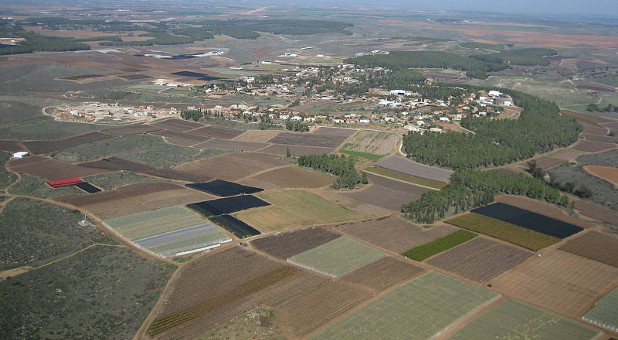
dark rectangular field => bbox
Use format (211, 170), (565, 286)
(559, 231), (618, 267)
(312, 127), (356, 137)
(150, 119), (205, 132)
(584, 133), (618, 144)
(24, 132), (113, 154)
(472, 203), (583, 238)
(209, 214), (260, 238)
(259, 144), (334, 157)
(186, 126), (244, 140)
(102, 125), (163, 136)
(251, 227), (341, 259)
(572, 140), (616, 153)
(186, 180), (263, 197)
(187, 195), (270, 216)
(0, 140), (26, 153)
(80, 156), (213, 182)
(268, 132), (347, 148)
(75, 182), (102, 193)
(193, 139), (269, 152)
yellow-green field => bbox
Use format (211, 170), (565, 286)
(234, 190), (366, 232)
(363, 167), (447, 189)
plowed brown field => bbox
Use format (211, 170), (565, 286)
(24, 131), (113, 154)
(559, 231), (618, 267)
(150, 119), (205, 132)
(241, 166), (333, 190)
(573, 140), (616, 153)
(194, 139), (269, 151)
(80, 156), (213, 182)
(9, 155), (110, 180)
(175, 153), (287, 181)
(341, 256), (424, 291)
(251, 227), (341, 259)
(233, 130), (281, 143)
(584, 165), (618, 186)
(574, 200), (618, 226)
(259, 144), (334, 157)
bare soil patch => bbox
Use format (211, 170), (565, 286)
(103, 125), (162, 136)
(312, 127), (356, 137)
(491, 250), (618, 317)
(187, 125), (244, 140)
(241, 166), (333, 190)
(80, 156), (213, 182)
(341, 174), (429, 211)
(525, 156), (564, 170)
(24, 132), (113, 155)
(175, 153), (287, 181)
(573, 140), (616, 153)
(9, 155), (109, 180)
(584, 165), (618, 186)
(56, 182), (213, 219)
(583, 133), (618, 144)
(559, 231), (618, 267)
(0, 140), (27, 153)
(426, 237), (533, 283)
(336, 215), (457, 253)
(150, 119), (205, 132)
(574, 199), (618, 226)
(194, 139), (270, 152)
(233, 130), (281, 143)
(250, 227), (341, 259)
(259, 144), (334, 157)
(269, 132), (348, 148)
(341, 256), (424, 291)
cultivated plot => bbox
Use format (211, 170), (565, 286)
(9, 155), (109, 180)
(175, 152), (287, 181)
(233, 129), (280, 143)
(491, 250), (618, 317)
(186, 125), (244, 139)
(259, 144), (335, 157)
(340, 130), (399, 155)
(572, 140), (616, 153)
(451, 299), (601, 340)
(342, 174), (429, 211)
(104, 205), (231, 257)
(188, 195), (270, 217)
(559, 231), (618, 267)
(584, 165), (618, 186)
(287, 236), (387, 277)
(24, 131), (113, 154)
(574, 199), (618, 226)
(241, 165), (334, 190)
(193, 138), (269, 151)
(583, 287), (618, 332)
(186, 179), (263, 197)
(269, 131), (348, 148)
(209, 214), (261, 238)
(403, 230), (477, 261)
(426, 237), (533, 283)
(312, 271), (499, 340)
(337, 215), (457, 253)
(312, 127), (356, 137)
(80, 156), (213, 182)
(341, 256), (425, 291)
(150, 118), (205, 132)
(374, 155), (453, 182)
(363, 166), (447, 189)
(251, 227), (341, 259)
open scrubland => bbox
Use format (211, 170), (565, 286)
(8, 173), (85, 198)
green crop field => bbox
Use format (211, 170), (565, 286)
(583, 287), (618, 332)
(84, 171), (163, 190)
(339, 149), (384, 161)
(446, 213), (560, 251)
(53, 134), (226, 168)
(235, 190), (366, 232)
(363, 167), (447, 189)
(287, 236), (387, 277)
(104, 206), (231, 257)
(312, 271), (498, 340)
(403, 230), (476, 261)
(452, 299), (601, 340)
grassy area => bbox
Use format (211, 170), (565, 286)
(446, 213), (560, 251)
(53, 134), (226, 168)
(0, 246), (175, 339)
(84, 171), (162, 190)
(339, 150), (384, 161)
(313, 271), (498, 340)
(363, 167), (447, 189)
(234, 190), (366, 232)
(403, 230), (476, 261)
(8, 174), (85, 198)
(453, 299), (601, 340)
(0, 197), (109, 271)
(0, 119), (106, 140)
(287, 236), (387, 277)
(0, 153), (17, 190)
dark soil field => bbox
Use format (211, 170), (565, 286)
(574, 200), (618, 226)
(175, 153), (288, 181)
(583, 133), (618, 144)
(102, 124), (162, 136)
(186, 180), (263, 197)
(572, 140), (616, 153)
(336, 216), (457, 253)
(548, 148), (589, 161)
(150, 119), (205, 132)
(188, 195), (270, 217)
(187, 125), (244, 140)
(525, 156), (565, 170)
(80, 156), (213, 182)
(584, 165), (618, 186)
(259, 144), (334, 157)
(374, 155), (453, 182)
(241, 166), (334, 190)
(0, 140), (27, 153)
(269, 132), (348, 148)
(56, 182), (213, 219)
(559, 231), (618, 267)
(312, 127), (356, 137)
(150, 129), (205, 146)
(9, 155), (110, 180)
(194, 139), (270, 151)
(250, 227), (341, 259)
(472, 203), (583, 238)
(426, 237), (533, 283)
(24, 131), (113, 155)
(341, 256), (425, 291)
(342, 173), (429, 211)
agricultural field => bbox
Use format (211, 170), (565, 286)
(259, 144), (335, 157)
(0, 246), (174, 340)
(104, 206), (231, 257)
(175, 152), (288, 181)
(339, 130), (399, 155)
(235, 190), (365, 232)
(0, 119), (107, 141)
(559, 231), (618, 267)
(241, 165), (334, 190)
(209, 214), (261, 238)
(0, 140), (27, 153)
(312, 127), (356, 138)
(23, 131), (113, 155)
(312, 271), (499, 340)
(8, 155), (110, 180)
(287, 236), (387, 277)
(194, 139), (270, 152)
(447, 213), (561, 251)
(147, 246), (326, 340)
(79, 156), (213, 182)
(150, 129), (206, 147)
(402, 230), (477, 261)
(337, 215), (457, 253)
(150, 119), (206, 132)
(494, 195), (593, 230)
(188, 195), (270, 217)
(0, 197), (107, 271)
(426, 237), (533, 283)
(341, 257), (425, 291)
(338, 149), (384, 161)
(53, 134), (225, 168)
(342, 173), (429, 211)
(572, 140), (616, 153)
(186, 180), (263, 197)
(268, 131), (348, 148)
(197, 308), (285, 340)
(584, 165), (618, 186)
(233, 130), (281, 143)
(363, 166), (448, 189)
(491, 250), (618, 317)
(250, 227), (341, 259)
(186, 125), (245, 140)
(549, 163), (618, 210)
(574, 199), (618, 226)
(8, 174), (85, 198)
(84, 171), (162, 190)
(102, 124), (162, 137)
(56, 182), (213, 219)
(374, 155), (453, 183)
(451, 299), (601, 340)
(583, 288), (618, 332)
(547, 148), (589, 161)
(523, 156), (565, 170)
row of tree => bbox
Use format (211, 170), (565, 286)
(526, 160), (593, 199)
(297, 154), (367, 189)
(285, 121), (310, 132)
